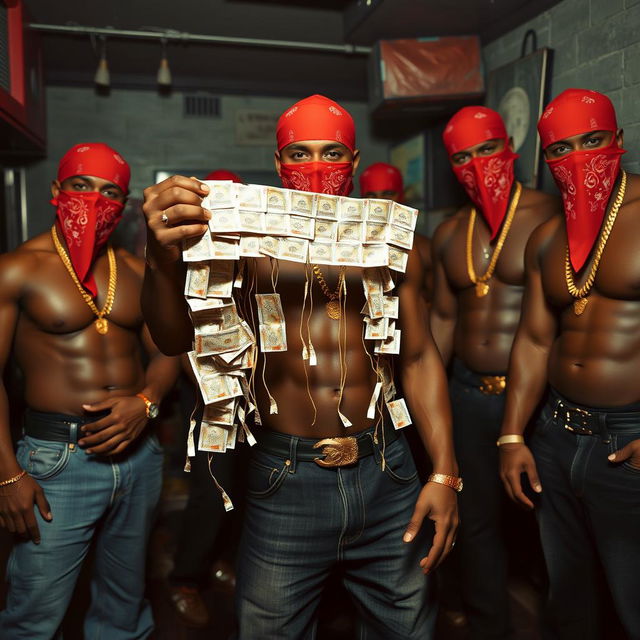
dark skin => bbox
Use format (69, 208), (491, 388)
(0, 175), (180, 542)
(362, 187), (433, 307)
(430, 138), (560, 372)
(141, 140), (458, 573)
(499, 130), (640, 508)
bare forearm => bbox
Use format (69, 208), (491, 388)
(142, 354), (181, 403)
(404, 346), (457, 475)
(0, 386), (21, 477)
(429, 312), (455, 366)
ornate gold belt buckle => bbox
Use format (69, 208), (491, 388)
(479, 375), (507, 396)
(313, 437), (358, 468)
(563, 406), (593, 435)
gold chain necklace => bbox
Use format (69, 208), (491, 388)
(565, 169), (627, 316)
(51, 226), (117, 334)
(312, 264), (345, 319)
(466, 181), (522, 297)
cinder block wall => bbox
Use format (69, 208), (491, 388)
(483, 0), (640, 191)
(26, 88), (388, 239)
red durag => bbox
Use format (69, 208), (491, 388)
(204, 169), (242, 183)
(52, 143), (130, 297)
(538, 89), (625, 272)
(443, 106), (518, 238)
(359, 162), (404, 201)
(276, 94), (355, 196)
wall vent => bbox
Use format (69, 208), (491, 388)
(183, 94), (220, 118)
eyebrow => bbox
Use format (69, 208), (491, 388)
(550, 131), (609, 146)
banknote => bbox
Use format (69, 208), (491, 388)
(184, 261), (210, 298)
(207, 260), (235, 298)
(337, 221), (364, 243)
(314, 219), (338, 241)
(203, 180), (236, 209)
(364, 316), (389, 340)
(366, 199), (391, 223)
(386, 398), (412, 430)
(183, 231), (215, 262)
(388, 247), (409, 273)
(199, 372), (244, 404)
(290, 190), (316, 217)
(387, 225), (414, 250)
(383, 296), (399, 319)
(362, 268), (385, 319)
(315, 194), (339, 220)
(288, 214), (314, 239)
(195, 322), (252, 356)
(202, 399), (236, 427)
(198, 423), (228, 453)
(333, 241), (363, 267)
(259, 324), (288, 352)
(255, 292), (286, 326)
(238, 210), (266, 234)
(187, 297), (226, 313)
(308, 240), (333, 265)
(362, 243), (389, 267)
(211, 238), (240, 261)
(259, 235), (280, 259)
(365, 222), (388, 244)
(266, 186), (291, 213)
(237, 184), (267, 212)
(390, 202), (419, 231)
(225, 423), (238, 450)
(209, 209), (241, 234)
(374, 329), (401, 355)
(339, 196), (365, 222)
(380, 266), (395, 293)
(386, 319), (396, 339)
(239, 235), (263, 257)
(265, 213), (289, 236)
(278, 237), (309, 263)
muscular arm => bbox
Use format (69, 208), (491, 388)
(501, 225), (558, 436)
(429, 219), (458, 365)
(139, 323), (182, 403)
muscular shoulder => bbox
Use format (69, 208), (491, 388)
(620, 172), (640, 213)
(518, 187), (561, 224)
(525, 215), (562, 263)
(432, 210), (466, 256)
(116, 248), (145, 279)
(0, 233), (53, 299)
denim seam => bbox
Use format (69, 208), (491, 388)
(108, 462), (119, 508)
(336, 469), (349, 562)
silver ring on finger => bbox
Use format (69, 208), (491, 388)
(161, 212), (169, 225)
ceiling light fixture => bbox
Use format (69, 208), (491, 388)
(157, 38), (172, 87)
(94, 35), (110, 88)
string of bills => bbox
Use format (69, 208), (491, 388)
(182, 181), (416, 501)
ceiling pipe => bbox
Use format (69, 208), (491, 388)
(28, 23), (371, 55)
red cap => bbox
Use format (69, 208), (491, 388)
(276, 94), (355, 152)
(57, 143), (130, 193)
(538, 88), (618, 149)
(204, 169), (243, 183)
(359, 163), (404, 199)
(443, 106), (508, 156)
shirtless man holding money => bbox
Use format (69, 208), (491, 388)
(141, 94), (459, 639)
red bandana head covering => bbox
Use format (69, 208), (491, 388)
(359, 162), (404, 201)
(443, 106), (518, 239)
(51, 143), (130, 297)
(277, 95), (355, 196)
(538, 89), (625, 272)
(204, 169), (242, 183)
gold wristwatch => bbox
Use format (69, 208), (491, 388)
(136, 393), (159, 419)
(428, 473), (463, 493)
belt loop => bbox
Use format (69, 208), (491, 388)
(598, 413), (611, 444)
(287, 437), (298, 474)
(68, 422), (79, 444)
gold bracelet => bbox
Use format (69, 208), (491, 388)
(0, 470), (27, 487)
(427, 473), (463, 493)
(496, 434), (525, 447)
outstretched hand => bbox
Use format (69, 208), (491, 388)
(403, 482), (458, 574)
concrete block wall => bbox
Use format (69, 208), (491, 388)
(25, 88), (388, 239)
(483, 0), (640, 191)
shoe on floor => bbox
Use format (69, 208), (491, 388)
(169, 585), (210, 628)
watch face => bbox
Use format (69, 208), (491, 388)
(148, 404), (160, 419)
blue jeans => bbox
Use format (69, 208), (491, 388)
(531, 392), (640, 640)
(235, 428), (436, 640)
(0, 425), (163, 639)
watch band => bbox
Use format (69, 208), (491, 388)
(496, 434), (525, 447)
(136, 393), (154, 418)
(428, 472), (463, 493)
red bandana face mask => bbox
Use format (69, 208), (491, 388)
(546, 142), (624, 272)
(279, 161), (354, 196)
(52, 190), (124, 297)
(452, 147), (517, 239)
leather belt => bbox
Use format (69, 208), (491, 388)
(23, 409), (110, 443)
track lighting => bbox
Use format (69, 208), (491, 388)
(157, 38), (172, 87)
(94, 36), (110, 88)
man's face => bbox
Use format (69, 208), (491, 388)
(275, 140), (360, 176)
(362, 188), (401, 202)
(51, 175), (127, 203)
(543, 129), (623, 160)
(449, 137), (511, 167)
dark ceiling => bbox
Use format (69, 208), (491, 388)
(24, 0), (562, 101)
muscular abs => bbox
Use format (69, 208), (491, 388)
(12, 237), (147, 415)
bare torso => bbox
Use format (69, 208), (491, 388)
(8, 231), (147, 415)
(436, 187), (559, 373)
(537, 173), (640, 406)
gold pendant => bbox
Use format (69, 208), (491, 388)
(573, 298), (588, 316)
(95, 318), (109, 334)
(326, 300), (341, 320)
(475, 282), (490, 297)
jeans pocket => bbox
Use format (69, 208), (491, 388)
(143, 433), (164, 455)
(247, 457), (289, 498)
(380, 438), (418, 485)
(18, 437), (71, 480)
